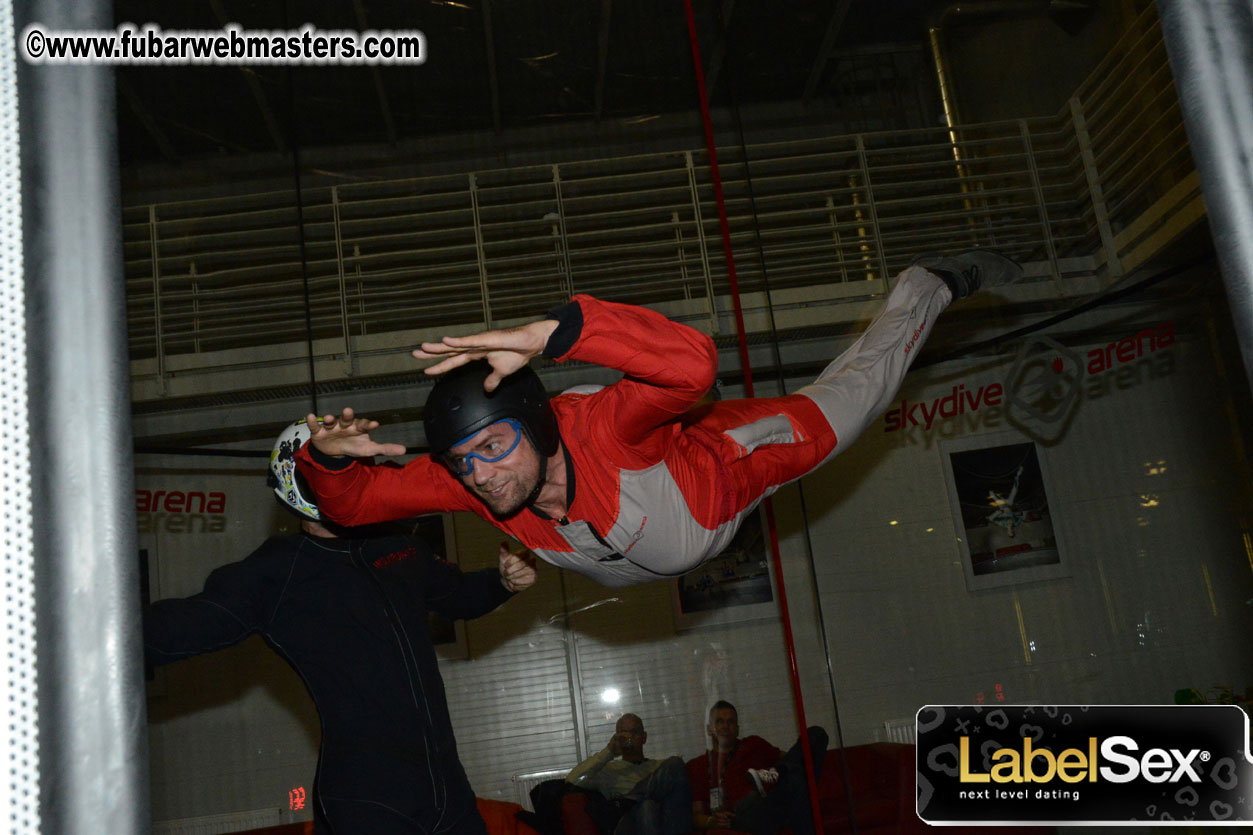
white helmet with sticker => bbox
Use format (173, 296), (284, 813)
(266, 420), (320, 521)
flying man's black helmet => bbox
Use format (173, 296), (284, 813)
(423, 360), (559, 458)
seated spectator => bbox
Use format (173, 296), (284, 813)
(563, 712), (691, 835)
(686, 700), (828, 835)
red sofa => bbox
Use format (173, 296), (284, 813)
(479, 798), (545, 834)
(706, 742), (927, 835)
(230, 752), (1046, 835)
(815, 742), (925, 834)
(556, 743), (923, 835)
(700, 743), (1048, 834)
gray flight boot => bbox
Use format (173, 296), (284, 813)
(910, 249), (1024, 300)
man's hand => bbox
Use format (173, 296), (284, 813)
(606, 730), (622, 758)
(706, 811), (734, 829)
(412, 319), (560, 392)
(498, 543), (537, 593)
(305, 408), (407, 459)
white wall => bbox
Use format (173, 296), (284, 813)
(796, 303), (1253, 744)
(139, 466), (319, 823)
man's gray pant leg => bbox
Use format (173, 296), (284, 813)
(797, 266), (952, 462)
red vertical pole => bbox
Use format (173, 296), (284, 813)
(682, 0), (755, 399)
(683, 2), (825, 831)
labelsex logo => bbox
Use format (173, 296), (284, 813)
(960, 736), (1206, 785)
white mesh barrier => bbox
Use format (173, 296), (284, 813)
(0, 0), (38, 832)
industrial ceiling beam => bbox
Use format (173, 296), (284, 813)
(838, 41), (924, 57)
(209, 0), (288, 153)
(803, 0), (854, 103)
(116, 73), (180, 162)
(482, 0), (502, 134)
(354, 0), (398, 144)
(594, 0), (612, 118)
(704, 0), (735, 100)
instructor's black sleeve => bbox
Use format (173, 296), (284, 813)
(143, 540), (288, 667)
(423, 556), (514, 622)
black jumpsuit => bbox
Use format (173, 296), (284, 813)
(144, 532), (514, 834)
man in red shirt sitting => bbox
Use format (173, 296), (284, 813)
(686, 701), (828, 834)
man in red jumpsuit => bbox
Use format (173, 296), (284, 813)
(296, 251), (1022, 586)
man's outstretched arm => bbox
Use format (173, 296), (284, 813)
(295, 408), (477, 526)
(416, 295), (718, 447)
(143, 547), (278, 666)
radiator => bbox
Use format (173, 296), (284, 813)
(882, 717), (917, 744)
(153, 807), (285, 835)
(512, 768), (571, 812)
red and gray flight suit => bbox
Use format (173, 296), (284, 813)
(297, 268), (950, 587)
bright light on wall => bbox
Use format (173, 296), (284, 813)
(601, 688), (620, 704)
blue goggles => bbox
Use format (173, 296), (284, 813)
(440, 418), (524, 476)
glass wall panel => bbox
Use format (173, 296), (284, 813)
(121, 1), (1251, 832)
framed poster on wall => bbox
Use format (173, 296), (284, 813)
(671, 508), (778, 630)
(940, 431), (1070, 592)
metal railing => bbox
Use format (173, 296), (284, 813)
(123, 5), (1192, 391)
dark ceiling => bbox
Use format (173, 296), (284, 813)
(112, 0), (937, 167)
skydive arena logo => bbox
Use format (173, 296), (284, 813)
(916, 705), (1253, 825)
